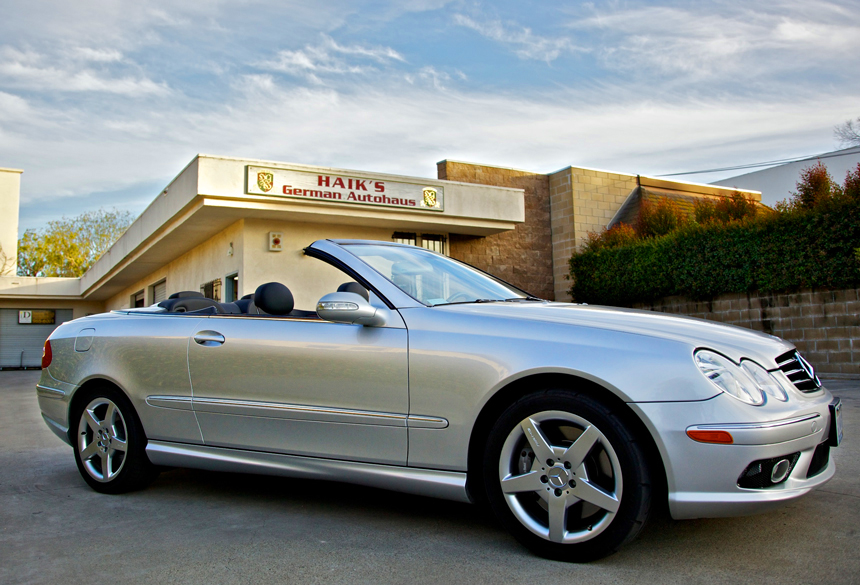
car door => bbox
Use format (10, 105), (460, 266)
(187, 312), (409, 465)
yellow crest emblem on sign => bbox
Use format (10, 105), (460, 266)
(257, 172), (274, 193)
(423, 188), (438, 208)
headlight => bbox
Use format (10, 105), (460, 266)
(694, 350), (764, 405)
(740, 360), (789, 402)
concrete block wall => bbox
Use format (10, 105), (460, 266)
(548, 167), (638, 301)
(634, 288), (860, 377)
(438, 161), (554, 300)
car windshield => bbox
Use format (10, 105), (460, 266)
(344, 244), (536, 306)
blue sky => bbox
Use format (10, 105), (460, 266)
(1, 0), (858, 230)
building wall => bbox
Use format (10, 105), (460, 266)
(104, 218), (400, 312)
(548, 167), (638, 301)
(106, 219), (246, 311)
(634, 288), (860, 376)
(713, 146), (860, 208)
(437, 161), (554, 300)
(0, 168), (22, 276)
(241, 219), (397, 311)
(0, 298), (104, 320)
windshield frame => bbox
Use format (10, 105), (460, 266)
(340, 242), (538, 307)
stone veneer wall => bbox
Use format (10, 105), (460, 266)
(438, 161), (554, 300)
(548, 167), (638, 301)
(633, 288), (860, 377)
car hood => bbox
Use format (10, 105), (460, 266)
(437, 301), (793, 368)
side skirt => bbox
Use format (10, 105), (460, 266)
(146, 441), (471, 504)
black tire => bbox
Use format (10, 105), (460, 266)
(483, 389), (651, 562)
(71, 385), (158, 494)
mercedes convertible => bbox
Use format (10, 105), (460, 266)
(36, 239), (842, 561)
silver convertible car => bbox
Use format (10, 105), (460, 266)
(37, 239), (842, 561)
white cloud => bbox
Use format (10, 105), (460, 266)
(452, 14), (580, 62)
(0, 46), (168, 95)
(256, 35), (405, 83)
(72, 47), (124, 62)
(568, 2), (860, 79)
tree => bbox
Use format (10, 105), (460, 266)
(834, 117), (860, 147)
(0, 244), (14, 276)
(17, 208), (135, 277)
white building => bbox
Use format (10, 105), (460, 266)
(713, 146), (860, 207)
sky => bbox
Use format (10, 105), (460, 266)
(1, 0), (858, 231)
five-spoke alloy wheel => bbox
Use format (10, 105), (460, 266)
(72, 387), (156, 494)
(484, 390), (652, 562)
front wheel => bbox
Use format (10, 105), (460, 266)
(72, 387), (157, 494)
(483, 390), (652, 562)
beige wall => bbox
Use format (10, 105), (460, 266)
(105, 218), (411, 312)
(0, 168), (22, 276)
(548, 167), (638, 301)
(106, 219), (246, 311)
(242, 219), (407, 311)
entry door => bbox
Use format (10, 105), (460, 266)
(187, 315), (409, 465)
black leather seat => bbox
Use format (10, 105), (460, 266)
(253, 283), (294, 315)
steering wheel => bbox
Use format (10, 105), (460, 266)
(446, 292), (473, 303)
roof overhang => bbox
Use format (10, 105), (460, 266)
(80, 155), (525, 301)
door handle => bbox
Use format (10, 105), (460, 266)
(193, 331), (225, 346)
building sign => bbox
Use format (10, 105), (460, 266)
(246, 166), (444, 212)
(18, 310), (55, 325)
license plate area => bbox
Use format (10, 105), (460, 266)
(828, 398), (843, 447)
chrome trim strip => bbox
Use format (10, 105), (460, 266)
(146, 395), (194, 411)
(690, 413), (820, 431)
(146, 441), (470, 503)
(192, 397), (408, 427)
(407, 415), (449, 429)
(36, 384), (66, 399)
(687, 414), (822, 445)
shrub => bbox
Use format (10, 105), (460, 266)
(843, 163), (860, 202)
(581, 223), (638, 253)
(636, 196), (689, 238)
(569, 168), (860, 305)
(694, 191), (759, 224)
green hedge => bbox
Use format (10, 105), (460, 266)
(568, 199), (860, 306)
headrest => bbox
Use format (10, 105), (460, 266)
(240, 293), (254, 300)
(168, 291), (205, 299)
(254, 282), (294, 315)
(337, 282), (369, 301)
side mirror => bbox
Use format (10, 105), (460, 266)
(316, 292), (389, 327)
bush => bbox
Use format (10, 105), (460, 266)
(636, 196), (689, 237)
(569, 166), (860, 305)
(694, 191), (760, 224)
(582, 223), (638, 253)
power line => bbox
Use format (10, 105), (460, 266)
(655, 148), (860, 178)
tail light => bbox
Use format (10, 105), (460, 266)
(42, 339), (52, 369)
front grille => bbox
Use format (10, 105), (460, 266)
(775, 350), (821, 392)
(738, 452), (801, 489)
(806, 443), (830, 478)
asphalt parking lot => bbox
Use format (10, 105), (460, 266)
(1, 370), (858, 585)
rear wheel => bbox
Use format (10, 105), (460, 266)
(72, 386), (157, 494)
(483, 390), (651, 562)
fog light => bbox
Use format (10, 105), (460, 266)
(771, 459), (791, 483)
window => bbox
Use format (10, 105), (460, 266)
(225, 273), (239, 303)
(392, 232), (447, 254)
(152, 280), (167, 304)
(132, 290), (145, 308)
(392, 232), (416, 246)
(200, 278), (222, 301)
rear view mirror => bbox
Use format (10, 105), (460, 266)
(316, 292), (389, 327)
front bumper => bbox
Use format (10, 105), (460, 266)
(630, 389), (838, 520)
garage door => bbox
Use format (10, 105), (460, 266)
(0, 309), (74, 368)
